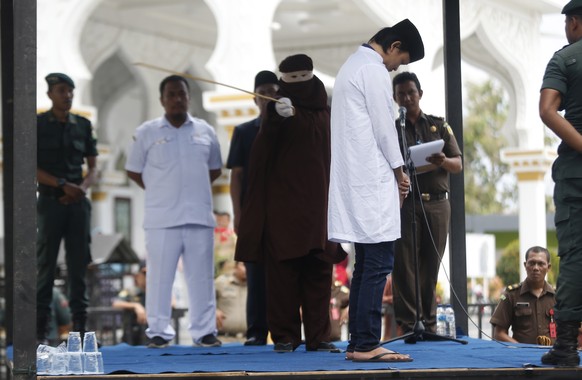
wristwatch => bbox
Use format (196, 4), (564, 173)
(56, 178), (66, 188)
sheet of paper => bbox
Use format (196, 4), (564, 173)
(408, 139), (444, 169)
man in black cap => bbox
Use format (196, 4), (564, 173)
(235, 55), (346, 353)
(328, 19), (424, 362)
(539, 0), (582, 367)
(37, 73), (98, 344)
(226, 70), (279, 346)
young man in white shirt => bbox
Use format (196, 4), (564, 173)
(328, 19), (424, 362)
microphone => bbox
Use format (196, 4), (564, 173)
(399, 106), (407, 127)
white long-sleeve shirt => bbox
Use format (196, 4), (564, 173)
(328, 46), (404, 243)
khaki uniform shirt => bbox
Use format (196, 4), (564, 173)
(490, 280), (556, 344)
(397, 112), (462, 193)
(215, 273), (247, 336)
(330, 282), (349, 341)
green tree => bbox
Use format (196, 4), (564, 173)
(463, 80), (516, 214)
(496, 239), (520, 287)
(546, 247), (559, 287)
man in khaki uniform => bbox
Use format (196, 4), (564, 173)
(490, 246), (556, 345)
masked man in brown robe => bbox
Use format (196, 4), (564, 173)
(235, 54), (345, 353)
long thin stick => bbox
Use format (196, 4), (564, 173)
(134, 62), (280, 103)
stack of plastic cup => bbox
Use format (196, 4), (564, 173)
(83, 331), (104, 374)
(49, 342), (69, 374)
(36, 344), (54, 375)
(67, 331), (84, 374)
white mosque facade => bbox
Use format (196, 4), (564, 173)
(8, 0), (568, 264)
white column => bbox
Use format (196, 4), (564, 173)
(501, 148), (557, 280)
(202, 0), (281, 216)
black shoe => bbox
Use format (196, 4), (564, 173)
(274, 342), (295, 353)
(540, 320), (581, 367)
(195, 334), (222, 347)
(541, 348), (580, 367)
(404, 335), (418, 344)
(306, 342), (341, 353)
(244, 337), (267, 346)
(147, 336), (170, 348)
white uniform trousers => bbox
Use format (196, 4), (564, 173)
(144, 224), (216, 342)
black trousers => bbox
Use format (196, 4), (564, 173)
(265, 253), (332, 350)
(36, 195), (92, 320)
(244, 261), (268, 340)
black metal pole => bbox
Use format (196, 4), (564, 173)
(1, 0), (37, 378)
(443, 0), (468, 335)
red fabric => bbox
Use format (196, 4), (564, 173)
(334, 257), (350, 287)
(214, 226), (234, 244)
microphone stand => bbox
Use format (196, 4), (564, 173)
(382, 109), (467, 346)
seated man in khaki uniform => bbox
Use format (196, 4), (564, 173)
(490, 246), (556, 345)
(215, 261), (247, 339)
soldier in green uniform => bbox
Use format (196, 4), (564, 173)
(391, 72), (462, 336)
(36, 73), (98, 344)
(539, 0), (582, 367)
(490, 246), (556, 345)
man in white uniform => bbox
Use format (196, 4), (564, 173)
(328, 19), (424, 362)
(126, 75), (223, 348)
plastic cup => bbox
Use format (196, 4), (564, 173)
(83, 331), (98, 352)
(83, 352), (104, 374)
(36, 345), (53, 375)
(50, 352), (69, 375)
(67, 331), (82, 352)
(68, 352), (84, 374)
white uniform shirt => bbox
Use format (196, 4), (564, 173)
(125, 114), (222, 229)
(328, 46), (404, 243)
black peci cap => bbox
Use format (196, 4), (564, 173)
(391, 19), (425, 63)
(254, 70), (278, 90)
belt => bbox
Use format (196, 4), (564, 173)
(420, 192), (448, 202)
(37, 186), (65, 198)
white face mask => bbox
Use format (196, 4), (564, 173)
(280, 70), (313, 83)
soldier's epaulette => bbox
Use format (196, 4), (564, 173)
(72, 112), (91, 124)
(506, 282), (522, 291)
(426, 114), (445, 123)
(425, 114), (450, 134)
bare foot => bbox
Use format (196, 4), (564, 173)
(353, 346), (412, 362)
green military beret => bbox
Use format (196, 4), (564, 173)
(45, 73), (75, 88)
(562, 0), (582, 15)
